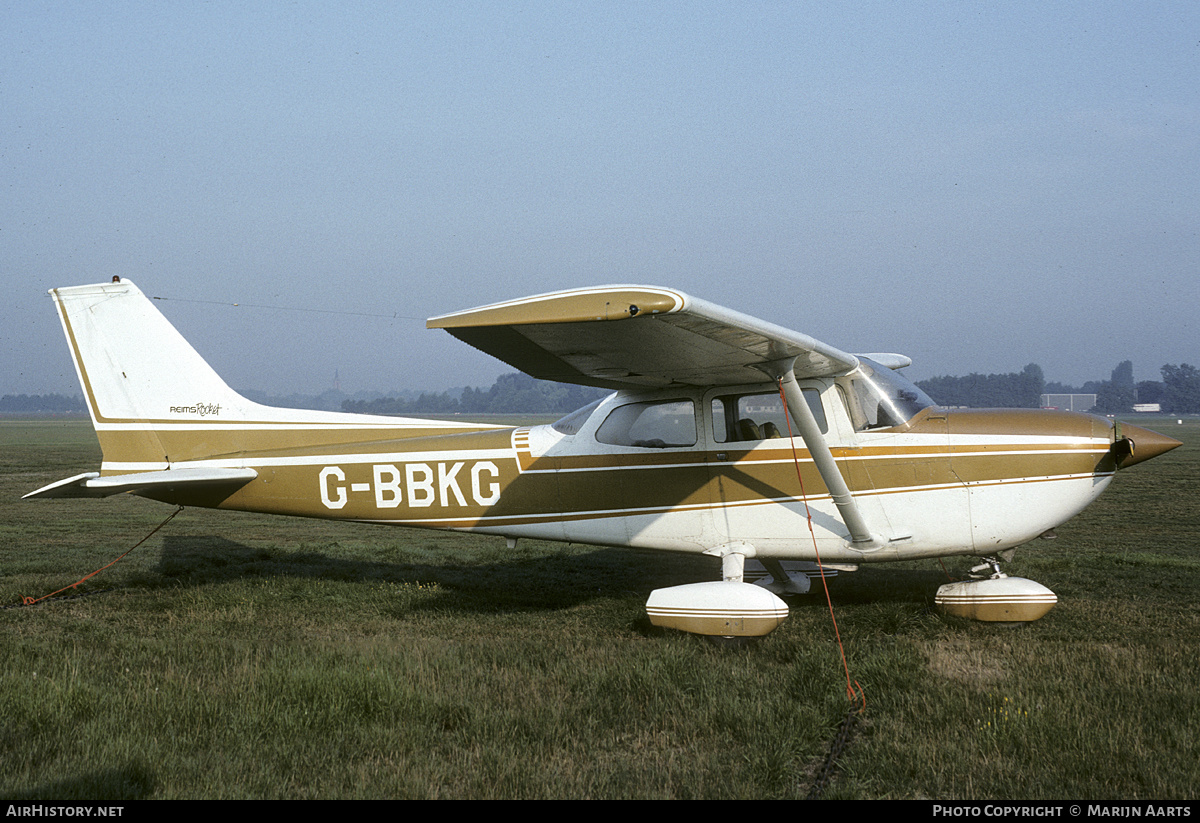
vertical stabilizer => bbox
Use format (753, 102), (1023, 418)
(51, 279), (471, 474)
(53, 280), (260, 428)
(42, 279), (498, 485)
(52, 279), (273, 472)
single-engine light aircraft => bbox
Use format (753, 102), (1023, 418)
(26, 280), (1180, 636)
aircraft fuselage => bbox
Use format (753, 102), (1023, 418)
(129, 383), (1144, 565)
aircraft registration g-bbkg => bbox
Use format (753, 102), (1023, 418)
(27, 279), (1181, 637)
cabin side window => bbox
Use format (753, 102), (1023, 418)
(595, 399), (697, 448)
(711, 388), (827, 443)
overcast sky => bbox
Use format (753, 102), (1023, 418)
(4, 2), (1197, 398)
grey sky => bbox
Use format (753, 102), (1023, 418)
(4, 2), (1197, 398)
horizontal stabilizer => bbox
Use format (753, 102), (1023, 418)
(24, 467), (257, 500)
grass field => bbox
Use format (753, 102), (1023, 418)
(2, 417), (1198, 799)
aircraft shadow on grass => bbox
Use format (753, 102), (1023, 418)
(149, 534), (949, 620)
(153, 533), (712, 615)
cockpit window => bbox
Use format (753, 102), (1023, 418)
(842, 358), (937, 431)
(596, 399), (697, 448)
(551, 398), (605, 436)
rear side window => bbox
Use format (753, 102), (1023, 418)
(596, 399), (697, 448)
(711, 389), (827, 443)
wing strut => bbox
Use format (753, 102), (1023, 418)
(772, 362), (883, 550)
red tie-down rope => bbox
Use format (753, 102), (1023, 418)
(19, 506), (184, 607)
(777, 380), (865, 712)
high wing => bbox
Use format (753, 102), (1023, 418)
(427, 285), (862, 390)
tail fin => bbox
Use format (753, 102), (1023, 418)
(53, 279), (265, 436)
(28, 279), (493, 500)
(54, 279), (279, 473)
(48, 279), (476, 477)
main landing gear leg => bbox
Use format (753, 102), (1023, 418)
(759, 558), (812, 595)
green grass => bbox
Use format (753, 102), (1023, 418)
(2, 418), (1198, 799)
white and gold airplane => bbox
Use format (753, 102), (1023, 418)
(25, 279), (1181, 636)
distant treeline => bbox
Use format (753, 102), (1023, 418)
(916, 364), (1045, 409)
(915, 361), (1200, 414)
(1052, 361), (1200, 414)
(341, 373), (609, 416)
(1129, 363), (1200, 414)
(12, 361), (1198, 417)
(0, 393), (85, 413)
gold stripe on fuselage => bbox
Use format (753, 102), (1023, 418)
(132, 423), (1113, 533)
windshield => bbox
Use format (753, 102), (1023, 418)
(841, 358), (937, 430)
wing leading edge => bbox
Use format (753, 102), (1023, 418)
(427, 285), (861, 390)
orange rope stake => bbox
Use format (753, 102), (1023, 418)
(777, 380), (864, 712)
(19, 506), (184, 607)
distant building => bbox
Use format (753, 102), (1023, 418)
(1133, 403), (1161, 413)
(1040, 393), (1097, 412)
